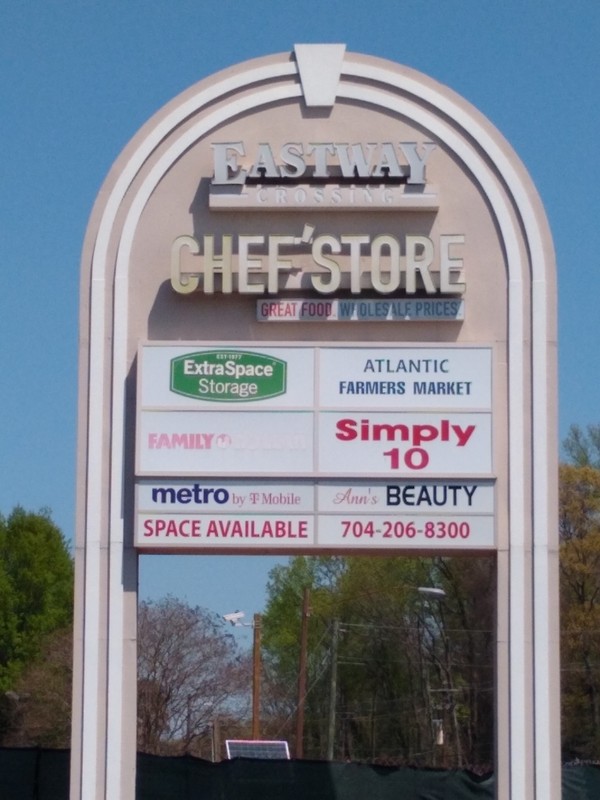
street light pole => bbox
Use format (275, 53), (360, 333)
(223, 610), (262, 741)
(296, 587), (310, 758)
(327, 619), (340, 760)
(252, 613), (261, 740)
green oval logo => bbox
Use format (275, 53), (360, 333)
(170, 350), (287, 402)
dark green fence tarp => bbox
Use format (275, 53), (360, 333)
(0, 747), (70, 800)
(135, 756), (495, 800)
(562, 764), (600, 799)
(0, 748), (598, 799)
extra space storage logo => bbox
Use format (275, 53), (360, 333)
(170, 350), (287, 402)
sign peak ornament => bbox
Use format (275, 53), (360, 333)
(294, 43), (346, 107)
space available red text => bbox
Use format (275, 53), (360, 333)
(142, 517), (309, 538)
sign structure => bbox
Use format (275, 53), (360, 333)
(135, 343), (494, 552)
(73, 45), (559, 800)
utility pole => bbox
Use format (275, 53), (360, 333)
(211, 716), (221, 762)
(295, 588), (310, 758)
(327, 619), (340, 760)
(252, 613), (261, 739)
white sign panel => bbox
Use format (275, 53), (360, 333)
(317, 514), (494, 549)
(139, 345), (314, 409)
(318, 412), (492, 476)
(138, 410), (314, 475)
(317, 480), (494, 513)
(137, 480), (315, 513)
(138, 513), (314, 548)
(135, 478), (495, 551)
(137, 343), (492, 478)
(136, 513), (494, 550)
(318, 347), (490, 409)
(138, 409), (491, 477)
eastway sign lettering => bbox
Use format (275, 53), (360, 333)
(210, 141), (437, 185)
(208, 141), (440, 211)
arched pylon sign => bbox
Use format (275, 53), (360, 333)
(73, 45), (559, 799)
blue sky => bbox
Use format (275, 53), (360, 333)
(1, 1), (599, 630)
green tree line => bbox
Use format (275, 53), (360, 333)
(560, 425), (600, 759)
(2, 424), (600, 766)
(256, 424), (600, 768)
(0, 508), (73, 745)
(259, 554), (494, 768)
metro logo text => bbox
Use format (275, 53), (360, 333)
(151, 484), (230, 505)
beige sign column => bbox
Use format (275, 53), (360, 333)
(72, 45), (559, 799)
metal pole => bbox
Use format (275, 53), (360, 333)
(296, 588), (310, 758)
(252, 613), (261, 739)
(211, 716), (220, 762)
(327, 620), (340, 760)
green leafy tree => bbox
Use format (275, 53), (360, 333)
(0, 507), (73, 694)
(559, 463), (600, 758)
(261, 554), (494, 768)
(329, 557), (438, 765)
(260, 556), (343, 753)
(327, 556), (494, 768)
(430, 557), (495, 769)
(563, 424), (600, 469)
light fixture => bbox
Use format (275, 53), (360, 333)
(222, 611), (245, 626)
(417, 587), (446, 599)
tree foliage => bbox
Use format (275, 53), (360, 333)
(258, 431), (600, 767)
(0, 507), (73, 693)
(2, 628), (73, 748)
(563, 424), (600, 469)
(261, 554), (494, 769)
(137, 597), (248, 755)
(9, 437), (600, 764)
(559, 462), (600, 758)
